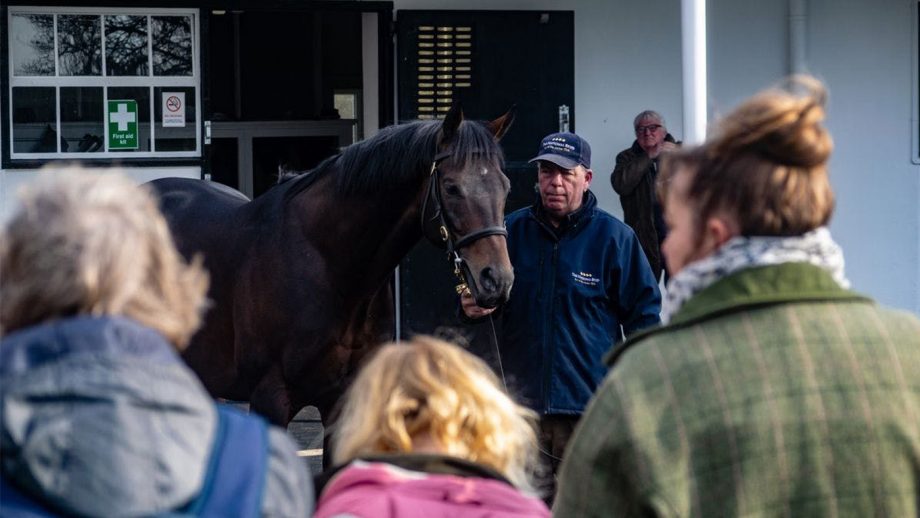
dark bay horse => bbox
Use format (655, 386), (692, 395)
(148, 106), (514, 426)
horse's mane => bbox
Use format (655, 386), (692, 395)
(282, 119), (504, 200)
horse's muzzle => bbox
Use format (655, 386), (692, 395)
(472, 265), (513, 309)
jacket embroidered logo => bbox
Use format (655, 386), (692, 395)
(572, 271), (599, 286)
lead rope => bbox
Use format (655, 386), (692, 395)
(457, 276), (508, 391)
(477, 291), (560, 464)
(487, 312), (507, 390)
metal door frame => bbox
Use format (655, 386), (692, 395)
(210, 119), (355, 198)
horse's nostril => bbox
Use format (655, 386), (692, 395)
(480, 267), (498, 293)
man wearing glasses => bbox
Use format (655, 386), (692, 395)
(611, 111), (679, 281)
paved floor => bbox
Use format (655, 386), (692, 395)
(287, 406), (325, 474)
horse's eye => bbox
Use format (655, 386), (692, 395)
(444, 184), (462, 197)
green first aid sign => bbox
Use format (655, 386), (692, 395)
(108, 100), (139, 150)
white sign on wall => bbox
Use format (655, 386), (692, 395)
(162, 92), (186, 128)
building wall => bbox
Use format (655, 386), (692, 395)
(3, 0), (917, 313)
(706, 0), (919, 312)
(0, 168), (201, 221)
(395, 0), (920, 314)
(805, 0), (919, 314)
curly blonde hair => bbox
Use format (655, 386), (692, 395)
(661, 75), (835, 238)
(331, 335), (541, 493)
(0, 167), (208, 348)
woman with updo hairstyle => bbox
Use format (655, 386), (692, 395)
(554, 76), (920, 517)
(314, 335), (550, 518)
(660, 75), (835, 268)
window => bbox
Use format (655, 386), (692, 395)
(8, 7), (200, 159)
(334, 90), (362, 141)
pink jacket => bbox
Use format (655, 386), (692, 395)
(314, 459), (550, 518)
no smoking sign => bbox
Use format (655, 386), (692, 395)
(162, 92), (186, 128)
(166, 95), (182, 112)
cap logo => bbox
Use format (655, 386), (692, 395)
(529, 132), (591, 168)
(544, 142), (576, 152)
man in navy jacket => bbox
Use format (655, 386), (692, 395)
(462, 132), (661, 497)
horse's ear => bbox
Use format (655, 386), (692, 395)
(487, 105), (516, 141)
(440, 104), (464, 143)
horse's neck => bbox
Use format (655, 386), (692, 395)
(291, 174), (425, 295)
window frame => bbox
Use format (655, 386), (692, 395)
(334, 88), (363, 141)
(913, 0), (920, 164)
(7, 6), (201, 161)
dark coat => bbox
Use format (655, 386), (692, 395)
(500, 191), (661, 415)
(611, 134), (677, 278)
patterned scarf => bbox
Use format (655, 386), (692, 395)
(661, 227), (849, 323)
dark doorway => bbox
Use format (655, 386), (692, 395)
(396, 10), (575, 361)
(208, 10), (362, 122)
(203, 3), (393, 198)
(210, 138), (239, 190)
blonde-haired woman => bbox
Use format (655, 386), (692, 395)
(0, 169), (312, 517)
(555, 76), (920, 517)
(314, 335), (550, 517)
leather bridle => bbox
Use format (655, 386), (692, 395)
(420, 150), (508, 297)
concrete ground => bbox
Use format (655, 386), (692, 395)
(287, 406), (325, 474)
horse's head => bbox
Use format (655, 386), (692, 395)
(423, 105), (515, 309)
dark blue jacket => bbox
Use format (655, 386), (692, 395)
(501, 191), (661, 415)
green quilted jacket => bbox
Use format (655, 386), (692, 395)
(555, 263), (920, 517)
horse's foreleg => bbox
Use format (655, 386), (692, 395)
(249, 364), (295, 426)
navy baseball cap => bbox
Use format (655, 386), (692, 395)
(528, 132), (592, 169)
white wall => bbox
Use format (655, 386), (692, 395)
(705, 0), (920, 312)
(394, 0), (920, 314)
(804, 0), (919, 313)
(707, 0), (788, 112)
(0, 167), (201, 222)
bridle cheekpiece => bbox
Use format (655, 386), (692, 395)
(420, 149), (508, 296)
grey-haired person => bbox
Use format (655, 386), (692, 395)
(612, 110), (680, 281)
(0, 169), (312, 517)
